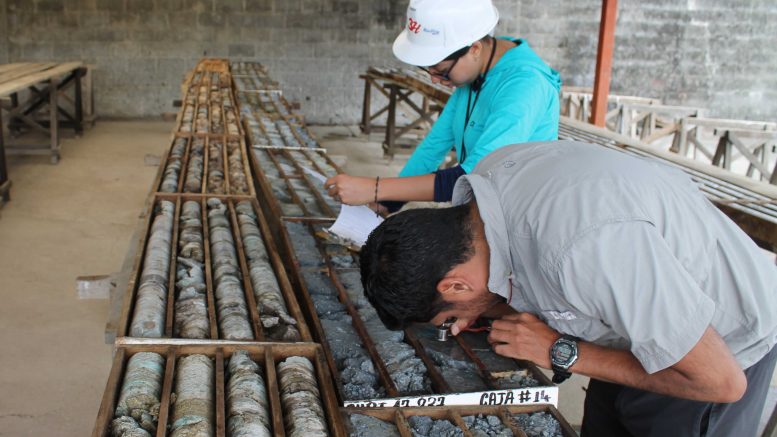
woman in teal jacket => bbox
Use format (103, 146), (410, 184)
(326, 0), (561, 208)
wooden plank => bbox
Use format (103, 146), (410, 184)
(155, 348), (176, 437)
(199, 196), (220, 340)
(164, 198), (182, 337)
(642, 123), (680, 144)
(561, 117), (777, 199)
(0, 62), (56, 85)
(264, 347), (287, 437)
(621, 102), (700, 116)
(727, 133), (773, 177)
(686, 117), (777, 131)
(0, 63), (35, 75)
(214, 351), (226, 437)
(713, 128), (777, 140)
(0, 61), (83, 97)
(91, 348), (125, 437)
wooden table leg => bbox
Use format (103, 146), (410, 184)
(383, 84), (398, 157)
(360, 77), (372, 134)
(74, 67), (85, 135)
(49, 77), (60, 164)
(0, 109), (11, 204)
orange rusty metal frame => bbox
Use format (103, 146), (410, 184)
(591, 0), (618, 127)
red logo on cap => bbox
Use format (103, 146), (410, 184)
(408, 18), (422, 34)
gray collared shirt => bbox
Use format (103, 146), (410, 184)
(452, 140), (777, 373)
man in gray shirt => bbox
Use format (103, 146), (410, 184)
(360, 140), (777, 436)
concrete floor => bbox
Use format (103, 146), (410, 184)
(0, 121), (172, 436)
(0, 121), (773, 435)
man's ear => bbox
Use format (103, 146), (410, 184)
(437, 276), (473, 296)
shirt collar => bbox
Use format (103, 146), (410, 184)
(452, 173), (513, 302)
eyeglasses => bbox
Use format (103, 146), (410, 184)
(419, 46), (470, 81)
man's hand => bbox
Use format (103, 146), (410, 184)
(492, 317), (747, 402)
(325, 175), (376, 205)
(488, 313), (560, 368)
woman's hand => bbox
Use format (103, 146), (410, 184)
(325, 175), (377, 206)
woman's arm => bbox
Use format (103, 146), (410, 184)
(325, 174), (436, 205)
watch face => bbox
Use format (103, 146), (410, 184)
(552, 340), (575, 366)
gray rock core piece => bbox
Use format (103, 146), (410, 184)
(160, 138), (186, 192)
(463, 414), (514, 437)
(112, 352), (165, 436)
(227, 140), (249, 195)
(171, 354), (214, 437)
(347, 414), (400, 437)
(286, 222), (325, 268)
(511, 412), (563, 437)
(337, 270), (431, 394)
(493, 371), (539, 389)
(235, 201), (300, 341)
(207, 199), (253, 340)
(184, 139), (205, 193)
(130, 201), (175, 338)
(277, 357), (329, 437)
(303, 269), (382, 400)
(407, 416), (463, 437)
(226, 351), (271, 437)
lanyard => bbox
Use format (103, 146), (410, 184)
(460, 37), (497, 166)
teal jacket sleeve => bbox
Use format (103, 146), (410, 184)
(460, 71), (557, 173)
(399, 90), (459, 177)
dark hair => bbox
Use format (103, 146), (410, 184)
(443, 45), (471, 61)
(359, 204), (475, 330)
(443, 36), (493, 62)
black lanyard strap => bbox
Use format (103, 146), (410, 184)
(460, 36), (498, 166)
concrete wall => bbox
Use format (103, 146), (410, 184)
(2, 0), (775, 123)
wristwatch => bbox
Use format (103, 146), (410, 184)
(550, 335), (579, 384)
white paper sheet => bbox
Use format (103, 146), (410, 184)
(300, 166), (384, 247)
(328, 204), (384, 247)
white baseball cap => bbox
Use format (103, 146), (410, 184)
(393, 0), (500, 67)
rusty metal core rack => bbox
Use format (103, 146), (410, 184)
(94, 59), (335, 437)
(250, 147), (342, 221)
(233, 62), (320, 151)
(342, 405), (577, 437)
(231, 61), (281, 92)
(94, 343), (346, 437)
(232, 60), (572, 435)
(157, 134), (255, 197)
(116, 195), (311, 342)
(276, 218), (552, 405)
(96, 59), (577, 437)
